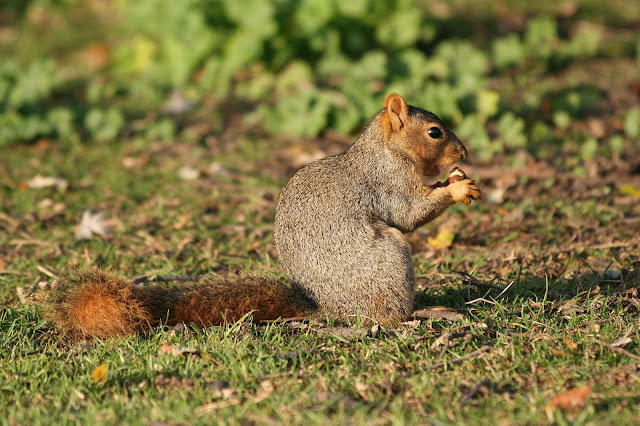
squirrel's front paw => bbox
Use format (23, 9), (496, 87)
(449, 179), (482, 205)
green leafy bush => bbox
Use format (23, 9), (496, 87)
(0, 0), (630, 163)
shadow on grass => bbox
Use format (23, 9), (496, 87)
(415, 269), (640, 312)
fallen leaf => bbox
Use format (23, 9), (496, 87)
(75, 210), (113, 240)
(619, 184), (640, 197)
(314, 391), (360, 410)
(585, 322), (600, 333)
(155, 374), (196, 391)
(207, 162), (226, 177)
(33, 138), (51, 151)
(550, 385), (591, 413)
(564, 338), (578, 352)
(15, 287), (27, 304)
(549, 347), (566, 356)
(355, 382), (370, 401)
(162, 90), (194, 115)
(25, 175), (68, 190)
(177, 166), (200, 180)
(92, 363), (109, 384)
(370, 323), (379, 339)
(158, 343), (207, 358)
(486, 187), (506, 205)
(84, 42), (111, 69)
(414, 306), (464, 321)
(254, 380), (274, 403)
(610, 330), (633, 348)
(195, 397), (241, 414)
(316, 326), (371, 340)
(557, 301), (584, 316)
(427, 229), (455, 250)
(430, 333), (450, 351)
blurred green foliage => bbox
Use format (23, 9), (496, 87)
(0, 0), (638, 162)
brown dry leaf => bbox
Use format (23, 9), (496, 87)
(316, 326), (371, 340)
(550, 385), (591, 413)
(427, 229), (455, 250)
(155, 375), (195, 391)
(557, 301), (584, 316)
(314, 391), (360, 410)
(625, 287), (638, 299)
(254, 380), (274, 403)
(158, 343), (208, 358)
(121, 155), (148, 169)
(585, 322), (601, 333)
(355, 382), (370, 401)
(84, 42), (111, 69)
(207, 162), (226, 177)
(33, 138), (51, 151)
(194, 385), (239, 413)
(430, 333), (450, 351)
(414, 306), (464, 321)
(195, 397), (241, 414)
(15, 287), (27, 304)
(92, 363), (109, 384)
(564, 338), (578, 352)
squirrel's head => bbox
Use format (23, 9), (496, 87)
(381, 93), (468, 177)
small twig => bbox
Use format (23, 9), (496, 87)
(452, 270), (504, 291)
(466, 286), (494, 305)
(423, 345), (493, 370)
(460, 379), (492, 405)
(260, 316), (309, 324)
(495, 278), (516, 299)
(16, 287), (27, 304)
(37, 265), (58, 279)
(593, 339), (640, 362)
(466, 297), (495, 305)
(132, 274), (203, 284)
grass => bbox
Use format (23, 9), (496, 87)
(2, 286), (639, 424)
(1, 132), (639, 425)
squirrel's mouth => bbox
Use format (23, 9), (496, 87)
(425, 149), (466, 178)
(424, 164), (440, 177)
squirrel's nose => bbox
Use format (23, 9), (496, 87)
(459, 144), (468, 160)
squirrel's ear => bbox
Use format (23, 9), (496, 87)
(383, 93), (409, 133)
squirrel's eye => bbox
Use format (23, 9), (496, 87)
(427, 127), (443, 139)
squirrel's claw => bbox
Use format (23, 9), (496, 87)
(449, 178), (481, 205)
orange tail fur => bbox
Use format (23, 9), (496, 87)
(47, 268), (317, 338)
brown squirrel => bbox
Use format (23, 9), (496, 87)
(47, 93), (481, 338)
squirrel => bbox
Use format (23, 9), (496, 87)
(46, 93), (481, 338)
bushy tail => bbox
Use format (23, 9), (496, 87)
(46, 267), (317, 338)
